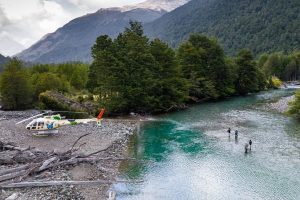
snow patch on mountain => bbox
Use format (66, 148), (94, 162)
(122, 0), (190, 12)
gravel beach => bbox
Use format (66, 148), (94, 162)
(0, 110), (138, 200)
(265, 95), (295, 113)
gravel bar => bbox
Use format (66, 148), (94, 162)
(0, 110), (138, 200)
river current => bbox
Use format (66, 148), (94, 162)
(113, 89), (300, 200)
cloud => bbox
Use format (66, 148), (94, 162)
(0, 6), (10, 27)
(60, 0), (143, 10)
(0, 0), (74, 56)
(0, 0), (144, 56)
(0, 32), (25, 56)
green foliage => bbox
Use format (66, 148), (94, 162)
(70, 65), (88, 90)
(148, 0), (300, 56)
(39, 91), (72, 111)
(148, 38), (188, 112)
(32, 73), (70, 98)
(88, 22), (187, 114)
(177, 34), (234, 100)
(0, 61), (89, 110)
(87, 24), (270, 114)
(234, 49), (259, 95)
(288, 91), (300, 120)
(260, 51), (300, 81)
(1, 23), (286, 114)
(29, 62), (88, 99)
(0, 59), (32, 110)
(270, 76), (283, 89)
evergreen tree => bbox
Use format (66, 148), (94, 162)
(0, 58), (32, 110)
(87, 35), (115, 93)
(235, 49), (259, 95)
(107, 21), (156, 113)
(148, 39), (188, 112)
(88, 22), (188, 113)
(177, 34), (233, 100)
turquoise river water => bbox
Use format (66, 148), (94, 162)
(113, 89), (300, 200)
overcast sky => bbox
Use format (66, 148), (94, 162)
(0, 0), (144, 56)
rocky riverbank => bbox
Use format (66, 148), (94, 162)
(0, 110), (138, 200)
(265, 95), (295, 113)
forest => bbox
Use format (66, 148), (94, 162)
(147, 0), (300, 56)
(0, 22), (299, 117)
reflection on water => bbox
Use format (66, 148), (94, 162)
(113, 90), (300, 200)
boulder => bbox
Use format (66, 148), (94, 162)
(39, 91), (97, 114)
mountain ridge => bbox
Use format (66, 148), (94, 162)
(17, 0), (190, 63)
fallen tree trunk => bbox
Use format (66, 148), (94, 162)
(0, 164), (31, 176)
(0, 180), (142, 188)
(0, 170), (29, 182)
(38, 157), (59, 171)
(0, 150), (46, 165)
(0, 180), (113, 188)
(0, 157), (136, 181)
(35, 157), (135, 173)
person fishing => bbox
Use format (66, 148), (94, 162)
(234, 130), (239, 144)
(227, 128), (231, 137)
(235, 130), (239, 138)
(244, 143), (249, 153)
(249, 140), (252, 150)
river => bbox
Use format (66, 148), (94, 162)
(113, 89), (300, 200)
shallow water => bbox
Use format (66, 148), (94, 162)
(113, 89), (300, 200)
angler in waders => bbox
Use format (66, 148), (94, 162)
(227, 128), (231, 137)
(249, 140), (253, 150)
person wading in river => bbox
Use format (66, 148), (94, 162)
(227, 128), (231, 137)
(244, 143), (249, 153)
(249, 140), (252, 150)
(245, 143), (249, 153)
(235, 130), (239, 138)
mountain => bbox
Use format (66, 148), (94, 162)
(17, 0), (189, 64)
(17, 9), (164, 64)
(146, 0), (300, 55)
(0, 54), (10, 72)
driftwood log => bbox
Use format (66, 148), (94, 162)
(0, 134), (137, 188)
(0, 180), (142, 189)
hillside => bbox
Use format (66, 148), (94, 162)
(17, 8), (165, 64)
(17, 0), (189, 64)
(146, 0), (300, 55)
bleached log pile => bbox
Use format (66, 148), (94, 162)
(0, 134), (136, 189)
